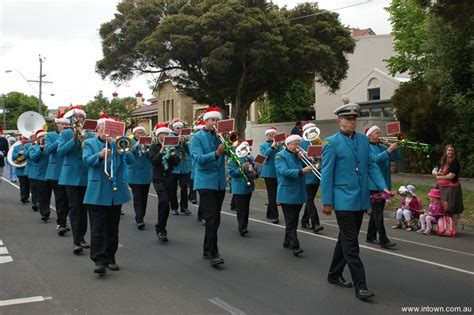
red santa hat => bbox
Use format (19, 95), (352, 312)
(302, 123), (316, 132)
(265, 127), (278, 136)
(55, 112), (70, 124)
(171, 119), (184, 129)
(64, 105), (86, 119)
(154, 122), (172, 136)
(132, 125), (146, 134)
(285, 134), (302, 145)
(365, 125), (381, 136)
(97, 113), (115, 126)
(35, 129), (47, 139)
(194, 120), (205, 131)
(203, 106), (222, 121)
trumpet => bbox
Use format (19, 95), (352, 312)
(296, 147), (321, 180)
(379, 134), (433, 157)
(302, 124), (327, 145)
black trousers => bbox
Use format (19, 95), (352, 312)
(88, 204), (121, 266)
(281, 203), (302, 249)
(18, 175), (30, 201)
(65, 185), (88, 246)
(302, 184), (321, 226)
(234, 193), (252, 232)
(230, 194), (236, 210)
(328, 210), (367, 291)
(153, 178), (175, 233)
(29, 178), (38, 208)
(170, 172), (190, 211)
(264, 177), (278, 220)
(30, 179), (52, 218)
(367, 194), (389, 244)
(199, 189), (225, 256)
(188, 178), (197, 201)
(129, 184), (150, 224)
(197, 190), (204, 220)
(49, 180), (69, 227)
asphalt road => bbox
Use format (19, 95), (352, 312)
(0, 177), (473, 315)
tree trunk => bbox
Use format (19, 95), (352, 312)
(234, 102), (251, 137)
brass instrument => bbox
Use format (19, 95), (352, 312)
(302, 124), (327, 145)
(7, 141), (27, 168)
(296, 147), (321, 180)
(379, 134), (433, 157)
(115, 136), (133, 154)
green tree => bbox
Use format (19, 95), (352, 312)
(96, 0), (354, 133)
(0, 92), (47, 131)
(83, 92), (138, 128)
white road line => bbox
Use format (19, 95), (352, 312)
(321, 222), (474, 257)
(0, 296), (52, 307)
(118, 243), (124, 248)
(0, 240), (3, 246)
(209, 297), (247, 315)
(0, 247), (9, 255)
(0, 256), (13, 264)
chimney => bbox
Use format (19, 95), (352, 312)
(112, 91), (119, 99)
(135, 91), (144, 107)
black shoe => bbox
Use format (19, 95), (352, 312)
(32, 206), (38, 211)
(240, 229), (249, 236)
(58, 226), (68, 236)
(73, 245), (83, 255)
(157, 232), (168, 243)
(80, 241), (90, 249)
(201, 219), (206, 226)
(121, 211), (124, 216)
(210, 255), (224, 266)
(313, 225), (324, 233)
(41, 216), (49, 223)
(21, 198), (29, 204)
(202, 252), (211, 260)
(180, 208), (192, 216)
(283, 243), (291, 249)
(356, 289), (375, 300)
(328, 276), (353, 288)
(171, 209), (179, 215)
(106, 263), (120, 271)
(94, 265), (106, 275)
(301, 222), (312, 230)
(192, 200), (197, 204)
(137, 222), (145, 230)
(271, 218), (279, 224)
(366, 239), (380, 245)
(293, 248), (304, 256)
(380, 241), (396, 249)
(197, 217), (203, 222)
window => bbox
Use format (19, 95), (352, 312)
(367, 78), (380, 100)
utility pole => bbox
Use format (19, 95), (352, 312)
(27, 55), (53, 114)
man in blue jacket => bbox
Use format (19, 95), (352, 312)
(275, 134), (312, 256)
(365, 125), (399, 249)
(45, 113), (70, 236)
(58, 106), (93, 255)
(259, 127), (280, 224)
(82, 116), (133, 275)
(169, 120), (192, 216)
(321, 103), (388, 300)
(12, 137), (30, 203)
(29, 129), (52, 222)
(189, 107), (226, 266)
(128, 125), (152, 230)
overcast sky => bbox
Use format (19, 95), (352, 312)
(0, 0), (392, 109)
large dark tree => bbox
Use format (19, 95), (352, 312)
(96, 0), (354, 133)
(0, 92), (46, 131)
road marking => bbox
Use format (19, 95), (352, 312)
(0, 256), (13, 264)
(321, 222), (474, 257)
(209, 297), (247, 315)
(0, 240), (3, 246)
(0, 296), (52, 307)
(0, 247), (9, 255)
(118, 243), (124, 248)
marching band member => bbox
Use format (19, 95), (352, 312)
(45, 113), (71, 236)
(366, 125), (399, 248)
(128, 125), (152, 230)
(189, 107), (226, 266)
(57, 106), (93, 255)
(24, 138), (39, 211)
(275, 134), (312, 256)
(28, 129), (52, 222)
(228, 141), (258, 236)
(169, 119), (192, 216)
(300, 123), (324, 234)
(191, 120), (205, 222)
(259, 127), (280, 224)
(321, 103), (388, 300)
(82, 115), (133, 275)
(12, 136), (31, 204)
(148, 123), (180, 242)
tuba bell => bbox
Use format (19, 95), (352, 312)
(7, 141), (27, 168)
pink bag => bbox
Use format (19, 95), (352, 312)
(435, 216), (457, 237)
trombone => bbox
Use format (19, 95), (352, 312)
(296, 147), (321, 180)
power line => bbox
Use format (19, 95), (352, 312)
(289, 0), (373, 21)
